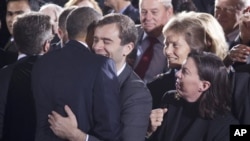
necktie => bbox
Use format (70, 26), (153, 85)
(135, 37), (158, 79)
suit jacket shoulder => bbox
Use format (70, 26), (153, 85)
(119, 64), (151, 102)
(118, 64), (152, 141)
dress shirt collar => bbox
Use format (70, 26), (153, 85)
(117, 63), (126, 76)
(77, 40), (89, 49)
(17, 53), (27, 60)
(10, 37), (14, 42)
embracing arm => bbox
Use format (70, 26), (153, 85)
(48, 105), (86, 141)
(48, 58), (121, 141)
(48, 105), (115, 141)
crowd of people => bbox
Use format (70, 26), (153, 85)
(0, 0), (250, 141)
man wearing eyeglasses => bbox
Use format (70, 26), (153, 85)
(214, 0), (248, 46)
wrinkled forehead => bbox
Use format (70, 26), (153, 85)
(139, 0), (171, 8)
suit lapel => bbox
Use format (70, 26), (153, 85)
(118, 64), (132, 87)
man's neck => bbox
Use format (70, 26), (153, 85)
(75, 36), (86, 44)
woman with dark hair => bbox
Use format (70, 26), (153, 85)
(147, 51), (239, 141)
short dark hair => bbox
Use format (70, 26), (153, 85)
(58, 6), (77, 32)
(13, 12), (52, 55)
(188, 51), (231, 119)
(66, 7), (102, 40)
(95, 13), (138, 45)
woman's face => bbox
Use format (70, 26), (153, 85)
(163, 30), (191, 69)
(175, 57), (204, 102)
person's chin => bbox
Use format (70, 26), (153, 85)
(168, 62), (180, 69)
(142, 24), (155, 31)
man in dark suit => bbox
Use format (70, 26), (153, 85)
(0, 12), (52, 141)
(32, 7), (121, 141)
(104, 0), (140, 24)
(0, 0), (32, 68)
(214, 0), (248, 46)
(222, 6), (250, 68)
(127, 0), (174, 83)
(47, 13), (152, 141)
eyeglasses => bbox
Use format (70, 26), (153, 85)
(215, 6), (239, 14)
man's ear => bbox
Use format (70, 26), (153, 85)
(200, 80), (211, 92)
(166, 7), (174, 17)
(43, 40), (50, 53)
(58, 28), (64, 40)
(123, 42), (134, 56)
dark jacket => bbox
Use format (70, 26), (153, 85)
(32, 40), (121, 141)
(0, 56), (39, 141)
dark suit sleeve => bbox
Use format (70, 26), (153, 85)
(0, 67), (12, 139)
(231, 72), (250, 124)
(88, 58), (121, 141)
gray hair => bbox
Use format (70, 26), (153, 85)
(13, 12), (52, 55)
(139, 0), (173, 9)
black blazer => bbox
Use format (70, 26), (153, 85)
(88, 64), (152, 141)
(147, 69), (176, 109)
(32, 40), (121, 141)
(0, 56), (38, 141)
